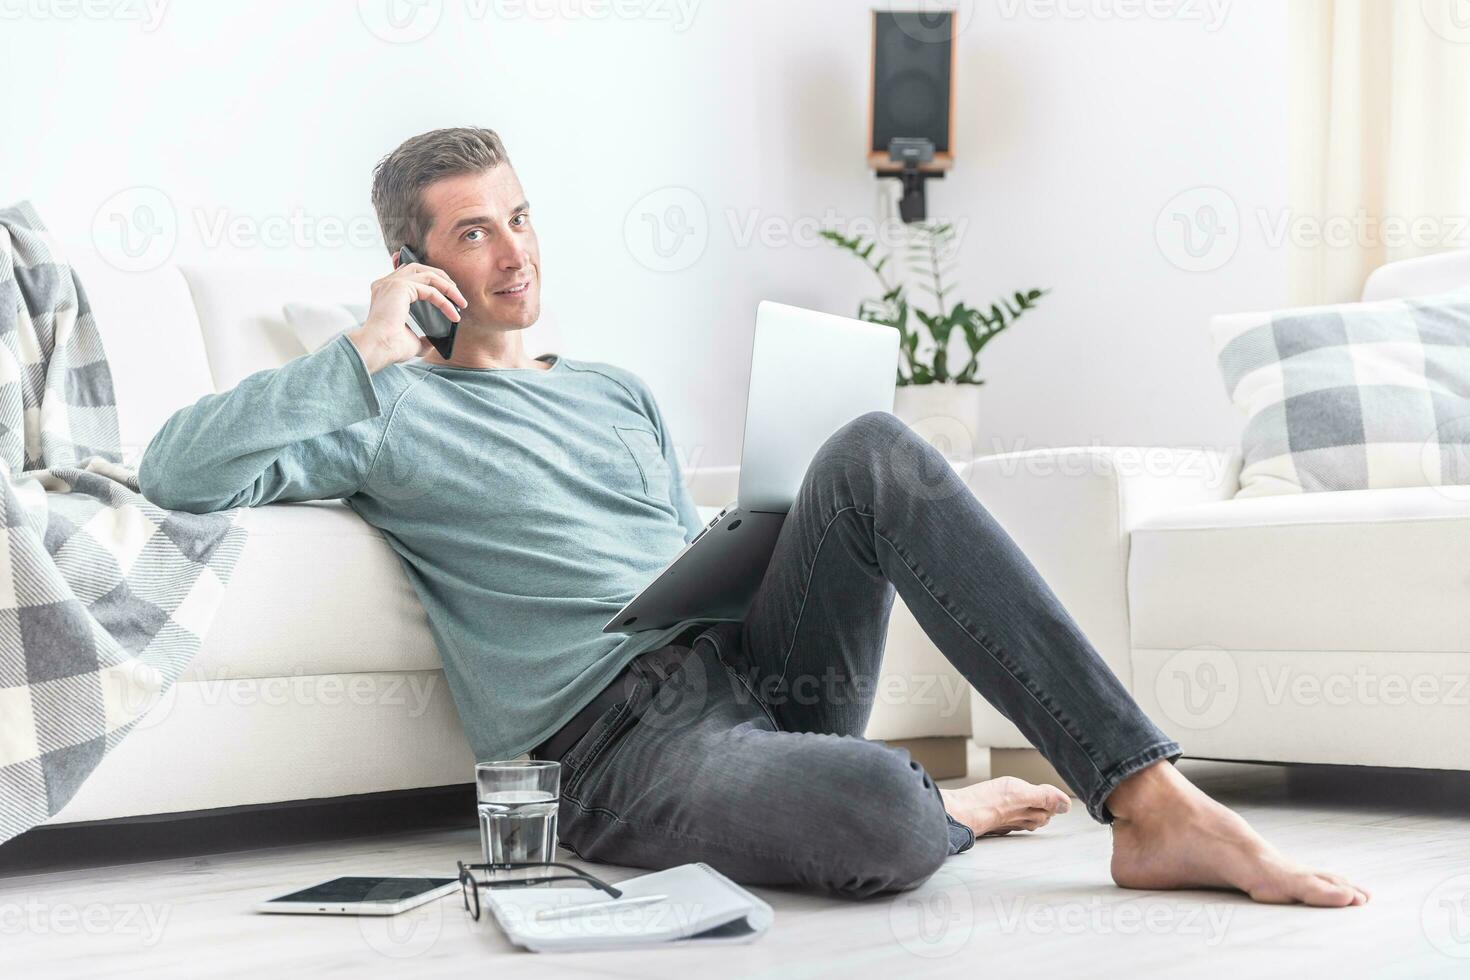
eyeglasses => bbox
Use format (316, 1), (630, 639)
(456, 860), (623, 922)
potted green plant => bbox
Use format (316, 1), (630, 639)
(822, 221), (1047, 456)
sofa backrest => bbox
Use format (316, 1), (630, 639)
(1361, 249), (1470, 302)
(179, 265), (562, 393)
(74, 254), (564, 453)
(70, 251), (216, 458)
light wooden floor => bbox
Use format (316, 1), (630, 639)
(5, 755), (1470, 978)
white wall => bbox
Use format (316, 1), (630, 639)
(0, 0), (1286, 466)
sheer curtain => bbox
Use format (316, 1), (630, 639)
(1290, 0), (1470, 304)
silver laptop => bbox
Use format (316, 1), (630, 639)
(603, 300), (899, 633)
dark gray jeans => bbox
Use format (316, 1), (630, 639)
(557, 412), (1181, 898)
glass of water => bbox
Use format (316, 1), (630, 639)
(475, 759), (560, 872)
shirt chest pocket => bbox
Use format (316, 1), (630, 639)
(613, 425), (672, 502)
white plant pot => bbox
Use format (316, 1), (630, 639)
(892, 383), (986, 460)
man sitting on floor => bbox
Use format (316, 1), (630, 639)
(139, 127), (1368, 905)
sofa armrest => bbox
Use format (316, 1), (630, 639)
(962, 447), (1240, 747)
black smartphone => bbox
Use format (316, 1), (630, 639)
(397, 245), (461, 358)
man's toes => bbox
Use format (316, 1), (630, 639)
(1002, 810), (1054, 833)
(1023, 807), (1057, 828)
(1015, 781), (1070, 813)
(1318, 871), (1370, 905)
(1039, 785), (1071, 813)
(1295, 873), (1359, 908)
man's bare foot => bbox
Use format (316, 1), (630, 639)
(1107, 761), (1370, 907)
(940, 775), (1071, 837)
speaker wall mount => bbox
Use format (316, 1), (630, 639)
(869, 10), (956, 224)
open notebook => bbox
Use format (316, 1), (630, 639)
(482, 863), (773, 953)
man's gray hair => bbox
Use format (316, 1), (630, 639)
(371, 127), (510, 256)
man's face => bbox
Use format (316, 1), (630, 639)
(417, 166), (541, 332)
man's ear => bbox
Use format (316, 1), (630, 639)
(391, 250), (403, 270)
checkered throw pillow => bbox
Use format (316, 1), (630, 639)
(1212, 288), (1470, 498)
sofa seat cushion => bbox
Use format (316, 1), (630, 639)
(183, 501), (441, 681)
(1129, 485), (1470, 654)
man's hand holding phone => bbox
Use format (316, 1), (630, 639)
(347, 257), (467, 374)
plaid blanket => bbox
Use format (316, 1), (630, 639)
(0, 203), (246, 844)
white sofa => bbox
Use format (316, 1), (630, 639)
(45, 257), (971, 826)
(969, 251), (1470, 775)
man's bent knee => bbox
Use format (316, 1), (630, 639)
(807, 411), (910, 492)
(808, 743), (950, 898)
(827, 410), (910, 456)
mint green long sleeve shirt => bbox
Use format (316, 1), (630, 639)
(139, 333), (714, 761)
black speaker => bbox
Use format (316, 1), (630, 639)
(869, 10), (955, 174)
